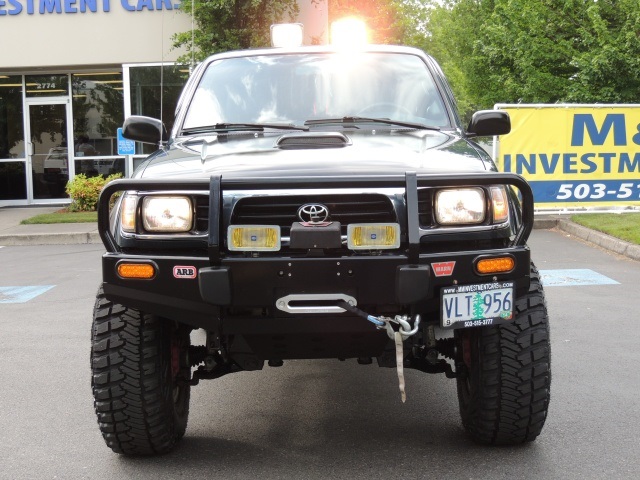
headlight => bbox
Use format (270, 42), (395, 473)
(228, 225), (281, 251)
(141, 196), (193, 233)
(435, 188), (486, 225)
(348, 223), (400, 249)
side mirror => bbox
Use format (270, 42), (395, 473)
(467, 110), (511, 137)
(122, 115), (169, 145)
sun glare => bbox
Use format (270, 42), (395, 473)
(330, 18), (368, 48)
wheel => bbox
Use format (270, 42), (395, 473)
(455, 263), (551, 445)
(90, 285), (191, 455)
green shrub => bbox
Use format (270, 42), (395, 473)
(66, 173), (122, 212)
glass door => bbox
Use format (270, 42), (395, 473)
(26, 100), (72, 201)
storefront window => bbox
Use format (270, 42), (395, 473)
(71, 72), (125, 177)
(129, 65), (188, 154)
(73, 157), (126, 177)
(0, 161), (26, 200)
(0, 75), (24, 159)
(0, 75), (26, 200)
(25, 74), (69, 97)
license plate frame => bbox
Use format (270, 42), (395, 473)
(440, 281), (514, 329)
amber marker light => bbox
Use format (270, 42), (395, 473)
(476, 257), (515, 275)
(117, 263), (156, 279)
(491, 186), (509, 223)
(121, 194), (137, 233)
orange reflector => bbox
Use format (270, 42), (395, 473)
(476, 257), (515, 275)
(117, 263), (156, 279)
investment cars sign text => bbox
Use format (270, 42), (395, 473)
(0, 0), (180, 15)
(496, 105), (640, 208)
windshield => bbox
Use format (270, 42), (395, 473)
(182, 52), (451, 131)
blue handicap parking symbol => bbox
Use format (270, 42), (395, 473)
(539, 269), (619, 287)
(0, 286), (56, 304)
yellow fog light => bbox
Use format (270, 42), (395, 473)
(348, 223), (400, 250)
(117, 262), (156, 279)
(476, 257), (515, 275)
(228, 225), (281, 251)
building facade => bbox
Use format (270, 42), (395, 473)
(0, 0), (327, 205)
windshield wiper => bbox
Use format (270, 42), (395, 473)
(304, 116), (440, 131)
(181, 123), (309, 135)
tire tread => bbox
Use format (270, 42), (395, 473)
(457, 263), (551, 445)
(90, 286), (188, 455)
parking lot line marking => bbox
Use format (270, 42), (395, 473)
(539, 269), (619, 287)
(0, 285), (56, 304)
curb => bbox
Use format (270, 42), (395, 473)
(532, 218), (560, 230)
(0, 232), (101, 246)
(556, 219), (640, 262)
(534, 217), (640, 262)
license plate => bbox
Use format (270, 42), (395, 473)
(441, 281), (514, 329)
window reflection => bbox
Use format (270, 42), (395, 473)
(74, 157), (125, 177)
(70, 72), (125, 179)
(72, 72), (124, 159)
(30, 103), (69, 199)
(0, 162), (27, 200)
(129, 65), (188, 154)
(0, 75), (24, 159)
(184, 54), (449, 129)
(25, 74), (69, 97)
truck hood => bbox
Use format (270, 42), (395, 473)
(135, 129), (495, 179)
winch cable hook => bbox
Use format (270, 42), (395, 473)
(335, 300), (421, 339)
(336, 300), (422, 403)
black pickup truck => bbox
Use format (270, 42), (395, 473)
(91, 43), (551, 455)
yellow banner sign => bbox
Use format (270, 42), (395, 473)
(496, 105), (640, 208)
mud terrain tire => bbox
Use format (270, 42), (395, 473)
(455, 264), (551, 445)
(90, 286), (191, 455)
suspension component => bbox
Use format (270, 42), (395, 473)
(437, 337), (456, 360)
(189, 346), (208, 367)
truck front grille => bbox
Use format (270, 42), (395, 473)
(230, 194), (396, 236)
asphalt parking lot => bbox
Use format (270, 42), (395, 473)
(0, 228), (639, 480)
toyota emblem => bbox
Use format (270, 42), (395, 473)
(297, 203), (330, 224)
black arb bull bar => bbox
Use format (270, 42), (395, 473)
(98, 172), (534, 326)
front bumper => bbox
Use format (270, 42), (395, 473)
(102, 246), (530, 331)
(99, 172), (534, 333)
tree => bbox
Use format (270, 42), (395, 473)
(173, 0), (300, 64)
(406, 0), (640, 122)
(327, 0), (407, 44)
(566, 0), (640, 103)
(173, 0), (411, 63)
(402, 0), (489, 121)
